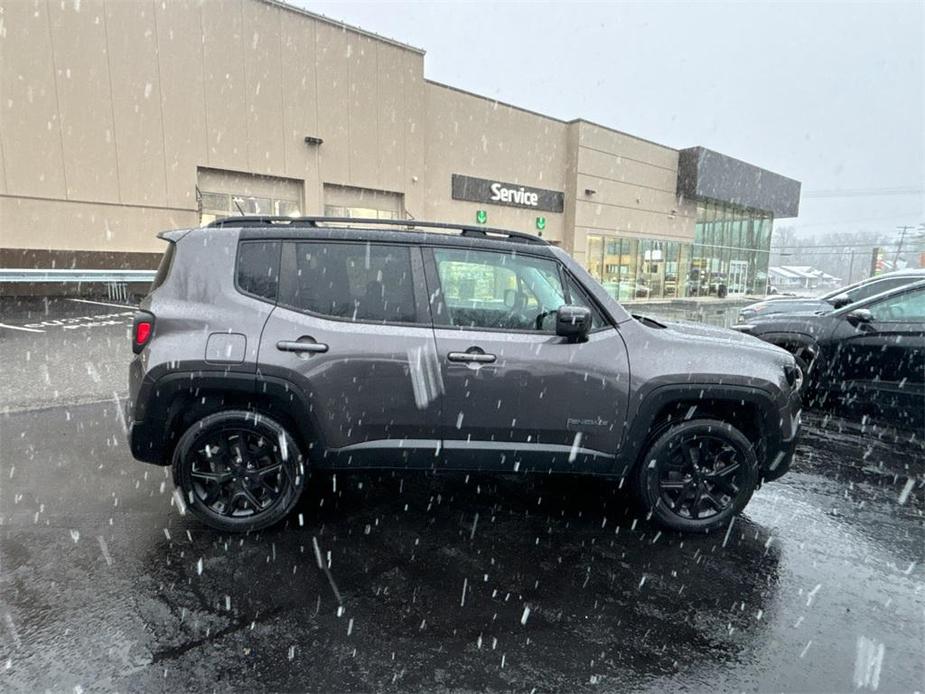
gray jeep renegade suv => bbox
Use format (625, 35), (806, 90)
(128, 217), (801, 534)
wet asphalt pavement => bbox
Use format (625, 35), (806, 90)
(1, 299), (923, 692)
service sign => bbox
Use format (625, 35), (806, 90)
(452, 174), (564, 213)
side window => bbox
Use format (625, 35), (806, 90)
(849, 278), (911, 302)
(867, 288), (925, 322)
(563, 273), (606, 330)
(237, 241), (280, 301)
(282, 242), (416, 324)
(434, 248), (566, 331)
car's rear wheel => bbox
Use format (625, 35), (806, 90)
(635, 418), (758, 533)
(172, 410), (305, 533)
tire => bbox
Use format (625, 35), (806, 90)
(634, 418), (758, 533)
(172, 410), (306, 533)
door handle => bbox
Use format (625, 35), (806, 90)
(277, 340), (329, 354)
(448, 351), (496, 364)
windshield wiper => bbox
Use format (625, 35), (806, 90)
(633, 314), (666, 329)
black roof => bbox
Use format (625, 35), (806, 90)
(207, 216), (549, 247)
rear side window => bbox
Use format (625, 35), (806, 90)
(237, 241), (280, 301)
(281, 242), (416, 324)
(150, 242), (175, 292)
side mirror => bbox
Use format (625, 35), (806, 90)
(846, 308), (873, 326)
(555, 305), (591, 340)
(830, 293), (852, 309)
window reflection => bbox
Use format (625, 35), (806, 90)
(198, 190), (302, 226)
(586, 203), (773, 301)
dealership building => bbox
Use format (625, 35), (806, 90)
(0, 0), (800, 299)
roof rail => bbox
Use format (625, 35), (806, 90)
(206, 216), (548, 245)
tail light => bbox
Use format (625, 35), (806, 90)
(132, 311), (155, 354)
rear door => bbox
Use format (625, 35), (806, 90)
(259, 240), (443, 467)
(423, 245), (630, 472)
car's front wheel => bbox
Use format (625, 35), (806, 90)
(635, 418), (758, 533)
(172, 410), (305, 533)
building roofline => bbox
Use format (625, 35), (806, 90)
(260, 0), (426, 55)
(425, 80), (570, 126)
(425, 82), (683, 153)
(566, 118), (678, 153)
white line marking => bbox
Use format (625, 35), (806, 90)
(0, 322), (45, 333)
(67, 298), (137, 310)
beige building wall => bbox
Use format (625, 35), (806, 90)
(569, 121), (697, 266)
(0, 0), (427, 259)
(0, 0), (696, 270)
(421, 82), (569, 244)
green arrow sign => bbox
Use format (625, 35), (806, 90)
(535, 216), (546, 231)
(476, 210), (487, 224)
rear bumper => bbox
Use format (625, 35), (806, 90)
(127, 356), (168, 465)
(129, 418), (167, 465)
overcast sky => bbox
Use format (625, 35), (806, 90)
(304, 1), (923, 239)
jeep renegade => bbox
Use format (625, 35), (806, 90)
(128, 217), (801, 533)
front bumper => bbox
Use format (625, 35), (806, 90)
(762, 391), (802, 482)
(762, 426), (799, 481)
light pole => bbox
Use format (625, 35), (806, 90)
(894, 225), (914, 267)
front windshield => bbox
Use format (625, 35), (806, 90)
(820, 277), (870, 301)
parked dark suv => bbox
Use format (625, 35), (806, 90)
(733, 280), (925, 430)
(128, 217), (802, 534)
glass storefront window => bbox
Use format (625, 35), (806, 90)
(198, 190), (302, 226)
(323, 205), (399, 220)
(587, 235), (604, 281)
(583, 201), (774, 302)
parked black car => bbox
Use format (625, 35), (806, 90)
(128, 216), (802, 534)
(734, 279), (925, 430)
(739, 269), (925, 323)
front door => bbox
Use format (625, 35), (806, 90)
(424, 246), (630, 472)
(259, 240), (442, 467)
(825, 285), (925, 429)
(729, 260), (749, 295)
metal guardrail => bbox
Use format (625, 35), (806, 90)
(0, 268), (155, 301)
(0, 269), (156, 283)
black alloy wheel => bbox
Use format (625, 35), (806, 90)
(173, 411), (305, 532)
(191, 428), (288, 517)
(657, 434), (746, 520)
(636, 418), (758, 533)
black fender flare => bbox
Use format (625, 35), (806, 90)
(130, 364), (322, 465)
(616, 383), (783, 476)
